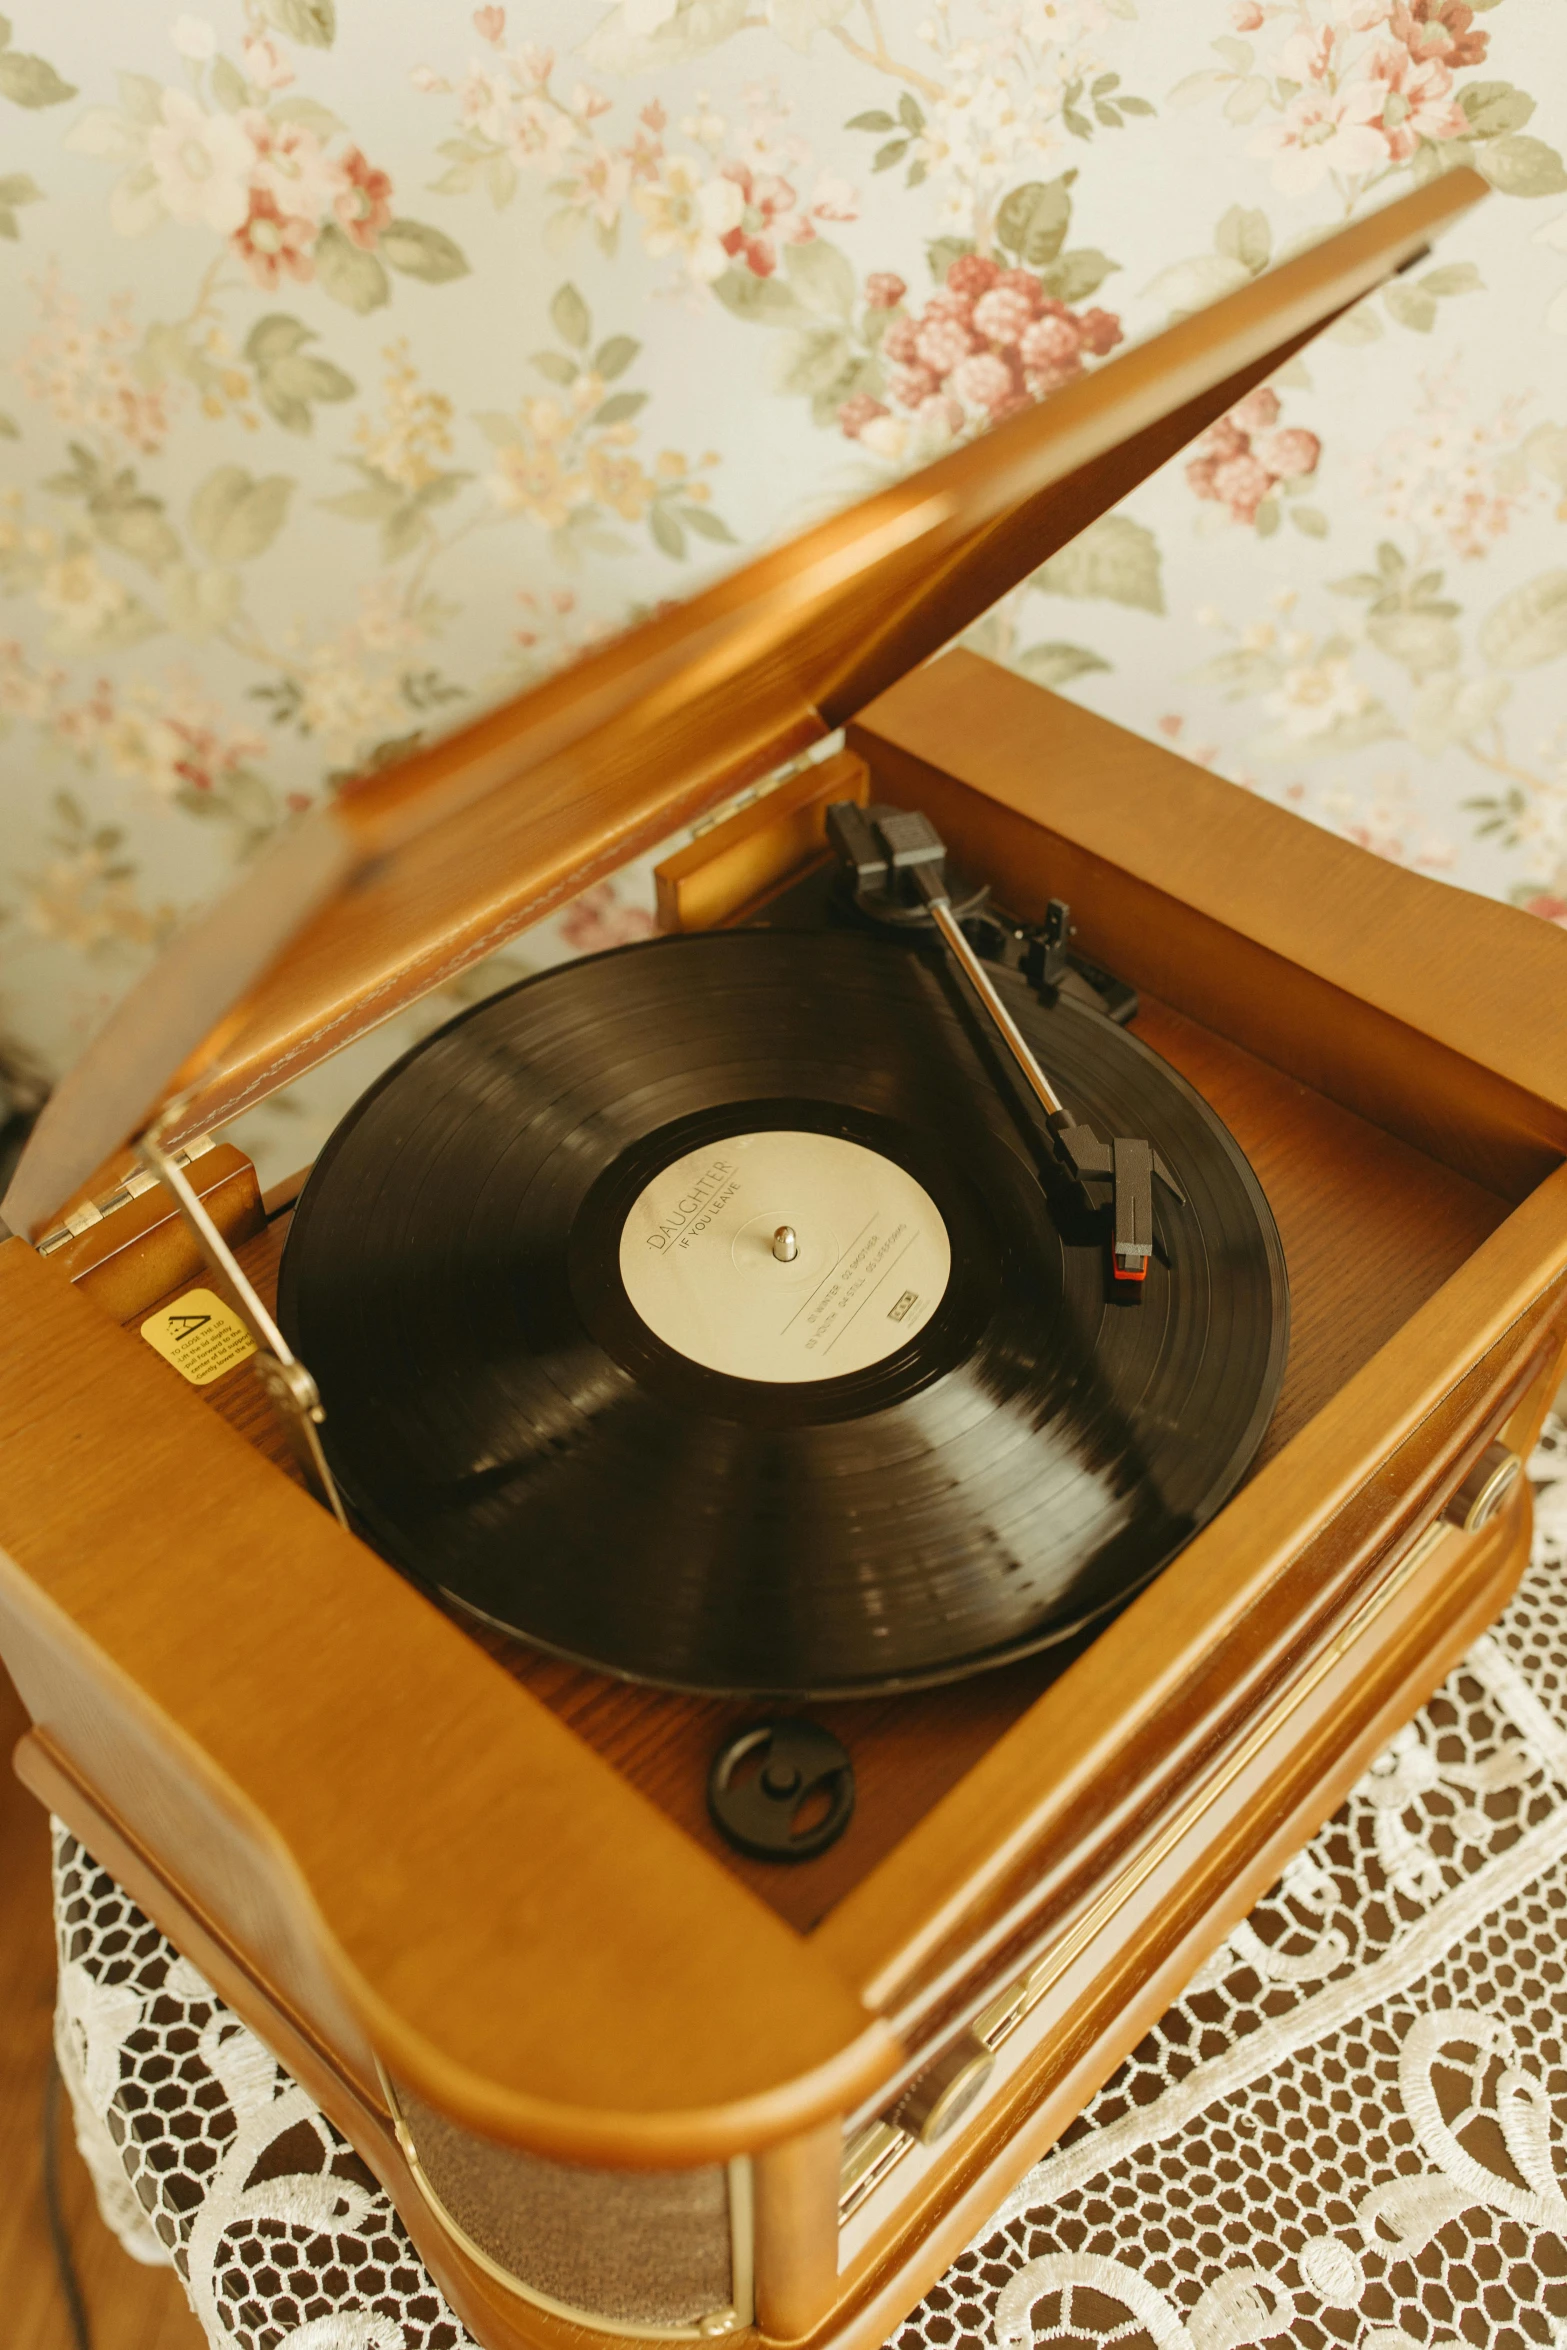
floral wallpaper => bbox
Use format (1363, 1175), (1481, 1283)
(0, 0), (1564, 1185)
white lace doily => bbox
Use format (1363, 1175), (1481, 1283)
(53, 1420), (1567, 2350)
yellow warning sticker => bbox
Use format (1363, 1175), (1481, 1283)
(140, 1288), (257, 1387)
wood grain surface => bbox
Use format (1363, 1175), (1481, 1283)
(151, 970), (1508, 1938)
(0, 1667), (202, 2350)
(850, 649), (1567, 1201)
(0, 1238), (897, 2169)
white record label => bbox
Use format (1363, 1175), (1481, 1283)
(618, 1130), (951, 1383)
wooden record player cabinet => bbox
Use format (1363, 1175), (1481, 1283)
(2, 170), (1566, 2350)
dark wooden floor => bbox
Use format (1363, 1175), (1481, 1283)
(0, 1666), (202, 2350)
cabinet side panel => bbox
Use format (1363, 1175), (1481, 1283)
(850, 650), (1567, 1199)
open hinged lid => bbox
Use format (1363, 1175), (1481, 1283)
(3, 171), (1485, 1242)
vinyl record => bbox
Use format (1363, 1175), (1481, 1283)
(276, 926), (1288, 1695)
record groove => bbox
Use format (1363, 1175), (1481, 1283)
(277, 927), (1288, 1695)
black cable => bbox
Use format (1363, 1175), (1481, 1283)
(42, 2056), (94, 2350)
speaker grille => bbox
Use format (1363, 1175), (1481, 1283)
(392, 2078), (735, 2333)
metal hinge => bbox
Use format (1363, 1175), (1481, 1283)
(35, 1133), (219, 1257)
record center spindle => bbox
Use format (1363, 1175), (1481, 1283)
(772, 1225), (798, 1263)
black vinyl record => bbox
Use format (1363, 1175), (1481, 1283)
(277, 927), (1288, 1695)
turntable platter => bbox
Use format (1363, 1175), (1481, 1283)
(276, 927), (1287, 1695)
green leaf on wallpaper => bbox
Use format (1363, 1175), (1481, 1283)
(996, 175), (1075, 267)
(1214, 204), (1271, 275)
(1479, 570), (1567, 668)
(315, 224), (389, 313)
(581, 0), (750, 75)
(551, 282), (591, 350)
(769, 0), (856, 52)
(711, 269), (809, 325)
(1476, 134), (1567, 196)
(1386, 258), (1483, 331)
(1251, 702), (1397, 762)
(380, 219), (471, 283)
(846, 110), (898, 132)
(164, 563), (243, 638)
(320, 461), (469, 563)
(244, 314), (356, 433)
(0, 169), (41, 238)
(0, 411), (17, 438)
(594, 336), (640, 382)
(1384, 280), (1439, 332)
(266, 0), (337, 48)
(681, 504), (737, 544)
(809, 353), (877, 427)
(319, 474), (406, 526)
(593, 390), (647, 426)
(776, 325), (853, 398)
(40, 576), (160, 653)
(1015, 642), (1112, 688)
(0, 47), (75, 106)
(1032, 514), (1164, 614)
(649, 504), (687, 560)
(190, 467), (294, 565)
(1367, 608), (1460, 676)
(1189, 645), (1281, 697)
(95, 497), (181, 575)
(1142, 250), (1251, 316)
(1222, 75), (1269, 125)
(785, 238), (856, 323)
(269, 96), (345, 136)
(531, 350), (578, 385)
(209, 56), (249, 114)
(1327, 301), (1383, 345)
(926, 236), (975, 282)
(1168, 70), (1232, 109)
(1407, 672), (1511, 759)
(1523, 421), (1567, 491)
(46, 448), (182, 574)
(1041, 247), (1119, 302)
(1420, 262), (1482, 298)
(1458, 81), (1535, 138)
(1289, 505), (1329, 539)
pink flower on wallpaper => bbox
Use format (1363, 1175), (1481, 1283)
(1366, 42), (1467, 158)
(842, 249), (1122, 445)
(1231, 388), (1281, 434)
(558, 880), (656, 952)
(334, 148), (395, 249)
(232, 189), (316, 289)
(1186, 390), (1321, 525)
(1250, 77), (1388, 192)
(1394, 0), (1489, 69)
(713, 159), (859, 278)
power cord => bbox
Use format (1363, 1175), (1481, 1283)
(42, 2056), (93, 2350)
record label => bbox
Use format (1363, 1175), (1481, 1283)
(617, 1129), (950, 1382)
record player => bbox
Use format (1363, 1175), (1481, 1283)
(4, 167), (1567, 2350)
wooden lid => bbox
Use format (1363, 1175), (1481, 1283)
(4, 172), (1485, 1240)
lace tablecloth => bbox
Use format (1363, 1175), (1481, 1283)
(53, 1422), (1567, 2350)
